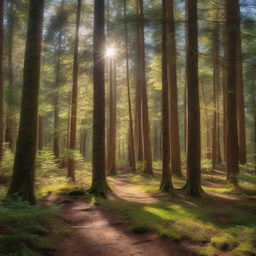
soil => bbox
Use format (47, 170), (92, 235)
(47, 170), (194, 256)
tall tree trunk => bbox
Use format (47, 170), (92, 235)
(134, 0), (143, 163)
(166, 0), (182, 177)
(0, 0), (3, 165)
(5, 0), (15, 152)
(223, 66), (228, 164)
(137, 0), (153, 175)
(107, 58), (117, 175)
(236, 6), (246, 164)
(153, 123), (159, 161)
(7, 0), (45, 203)
(224, 0), (240, 184)
(53, 0), (64, 159)
(184, 80), (187, 158)
(185, 0), (201, 196)
(124, 0), (136, 172)
(160, 0), (173, 192)
(212, 9), (222, 169)
(67, 0), (82, 182)
(88, 0), (110, 197)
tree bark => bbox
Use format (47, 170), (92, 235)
(5, 0), (16, 152)
(107, 58), (117, 175)
(185, 0), (201, 196)
(166, 0), (182, 177)
(7, 0), (45, 203)
(124, 0), (136, 172)
(236, 5), (246, 164)
(53, 0), (64, 159)
(137, 0), (153, 175)
(224, 0), (240, 184)
(67, 0), (82, 182)
(88, 0), (110, 197)
(134, 0), (143, 163)
(160, 0), (173, 192)
(212, 9), (222, 169)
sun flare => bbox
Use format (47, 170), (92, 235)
(105, 46), (116, 58)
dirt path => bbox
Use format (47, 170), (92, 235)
(51, 171), (193, 256)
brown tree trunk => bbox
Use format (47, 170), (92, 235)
(88, 0), (110, 197)
(224, 0), (240, 184)
(153, 124), (159, 161)
(134, 0), (143, 163)
(53, 0), (64, 159)
(137, 0), (153, 175)
(124, 0), (136, 172)
(184, 81), (187, 159)
(5, 0), (16, 152)
(236, 6), (246, 164)
(185, 0), (201, 196)
(223, 67), (228, 164)
(212, 9), (222, 169)
(0, 0), (3, 165)
(107, 58), (117, 175)
(67, 0), (82, 182)
(160, 0), (173, 192)
(166, 0), (182, 177)
(7, 0), (45, 203)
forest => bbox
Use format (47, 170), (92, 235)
(0, 0), (256, 255)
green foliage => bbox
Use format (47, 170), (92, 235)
(0, 199), (60, 256)
(36, 148), (58, 173)
(59, 148), (85, 169)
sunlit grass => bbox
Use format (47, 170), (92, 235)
(101, 198), (256, 256)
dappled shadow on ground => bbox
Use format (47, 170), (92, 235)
(52, 199), (193, 256)
(46, 166), (256, 256)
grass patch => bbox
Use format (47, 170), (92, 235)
(101, 198), (256, 256)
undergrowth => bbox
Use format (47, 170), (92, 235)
(0, 198), (69, 256)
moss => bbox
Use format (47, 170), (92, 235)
(233, 242), (255, 255)
(211, 233), (237, 250)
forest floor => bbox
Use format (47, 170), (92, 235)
(48, 170), (191, 256)
(43, 165), (256, 256)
